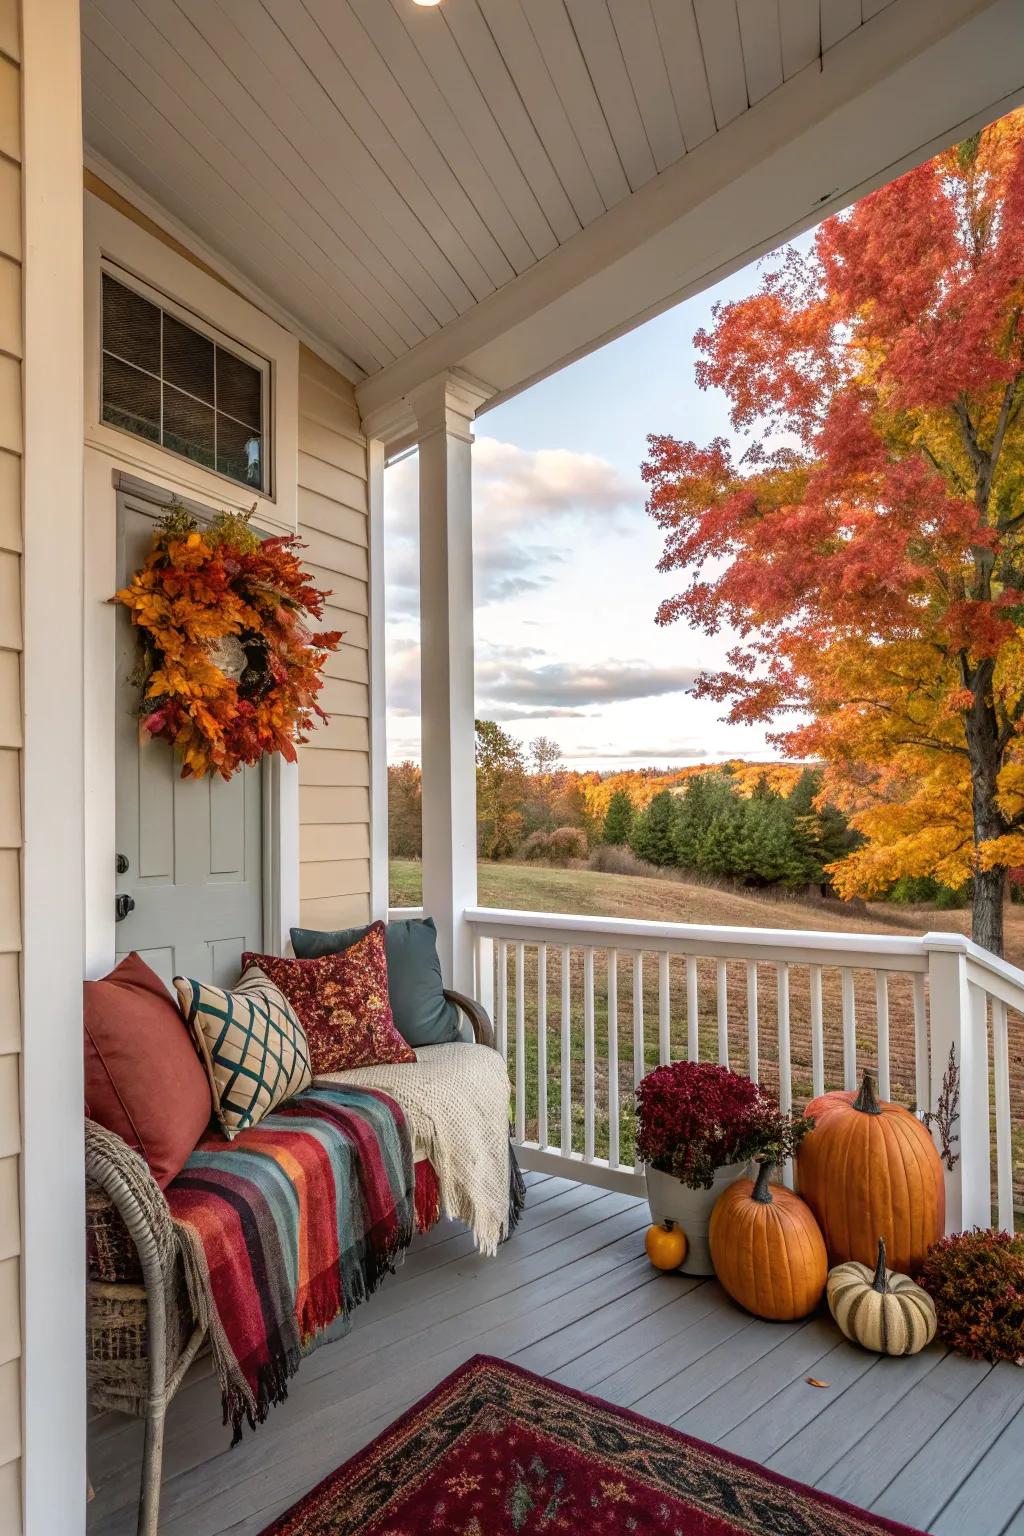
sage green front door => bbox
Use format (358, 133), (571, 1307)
(114, 482), (263, 990)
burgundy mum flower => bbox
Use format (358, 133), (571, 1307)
(635, 1060), (810, 1188)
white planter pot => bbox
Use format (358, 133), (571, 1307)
(645, 1161), (749, 1276)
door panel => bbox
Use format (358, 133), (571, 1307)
(114, 487), (263, 991)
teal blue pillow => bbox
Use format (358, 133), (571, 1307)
(289, 917), (461, 1048)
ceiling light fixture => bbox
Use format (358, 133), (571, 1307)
(412, 0), (443, 6)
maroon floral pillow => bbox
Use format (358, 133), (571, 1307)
(242, 923), (415, 1074)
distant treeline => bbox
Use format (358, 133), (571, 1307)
(387, 723), (974, 904)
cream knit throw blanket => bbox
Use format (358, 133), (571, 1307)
(317, 1042), (515, 1257)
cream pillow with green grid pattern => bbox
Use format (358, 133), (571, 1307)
(174, 965), (312, 1139)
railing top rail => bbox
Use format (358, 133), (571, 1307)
(464, 905), (950, 967)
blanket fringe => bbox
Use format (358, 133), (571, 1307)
(174, 1196), (415, 1445)
(505, 1139), (527, 1242)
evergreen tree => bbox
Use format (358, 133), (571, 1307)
(602, 789), (635, 846)
(696, 809), (742, 877)
(786, 767), (859, 886)
(631, 790), (681, 866)
(674, 772), (740, 868)
(738, 793), (802, 885)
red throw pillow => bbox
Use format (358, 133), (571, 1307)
(84, 952), (213, 1188)
(243, 922), (416, 1074)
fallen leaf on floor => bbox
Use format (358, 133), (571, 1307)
(805, 1378), (830, 1388)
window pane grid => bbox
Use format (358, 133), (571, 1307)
(101, 274), (265, 492)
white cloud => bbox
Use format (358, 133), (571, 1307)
(384, 436), (637, 622)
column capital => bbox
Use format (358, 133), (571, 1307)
(407, 368), (496, 444)
(360, 368), (496, 454)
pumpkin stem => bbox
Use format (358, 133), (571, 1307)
(751, 1160), (775, 1204)
(853, 1072), (882, 1116)
(663, 1219), (676, 1232)
(872, 1237), (890, 1293)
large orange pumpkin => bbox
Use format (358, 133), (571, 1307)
(709, 1162), (827, 1321)
(797, 1072), (944, 1275)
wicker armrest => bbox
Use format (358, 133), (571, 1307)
(85, 1120), (177, 1291)
(444, 989), (495, 1049)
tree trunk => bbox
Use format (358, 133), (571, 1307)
(972, 863), (1005, 955)
(964, 660), (1006, 956)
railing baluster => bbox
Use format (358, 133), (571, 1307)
(537, 943), (548, 1150)
(993, 998), (1013, 1233)
(716, 959), (729, 1068)
(514, 942), (526, 1143)
(809, 965), (824, 1098)
(476, 936), (494, 1027)
(875, 971), (890, 1102)
(608, 950), (619, 1169)
(777, 961), (793, 1188)
(913, 973), (928, 1117)
(841, 967), (857, 1090)
(658, 951), (671, 1064)
(560, 946), (572, 1157)
(583, 947), (596, 1162)
(777, 962), (792, 1115)
(686, 956), (698, 1061)
(633, 953), (644, 1171)
(496, 939), (508, 1060)
(746, 961), (759, 1083)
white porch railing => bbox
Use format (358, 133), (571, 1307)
(463, 907), (1024, 1234)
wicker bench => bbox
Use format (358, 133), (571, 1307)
(86, 989), (494, 1536)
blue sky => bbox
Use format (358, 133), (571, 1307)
(384, 241), (811, 771)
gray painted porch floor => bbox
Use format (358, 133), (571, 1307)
(87, 1172), (1024, 1536)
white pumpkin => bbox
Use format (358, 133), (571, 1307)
(827, 1237), (937, 1355)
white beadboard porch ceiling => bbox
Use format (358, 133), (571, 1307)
(80, 0), (1024, 421)
(80, 0), (892, 380)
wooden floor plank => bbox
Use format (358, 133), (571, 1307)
(931, 1399), (1024, 1535)
(871, 1361), (1024, 1531)
(550, 1282), (734, 1392)
(716, 1335), (875, 1463)
(769, 1345), (946, 1488)
(673, 1315), (840, 1443)
(624, 1313), (802, 1420)
(815, 1352), (992, 1512)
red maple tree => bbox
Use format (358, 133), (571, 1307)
(644, 113), (1024, 954)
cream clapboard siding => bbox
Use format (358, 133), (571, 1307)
(297, 348), (372, 931)
(0, 0), (22, 1528)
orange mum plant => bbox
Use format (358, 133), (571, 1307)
(114, 506), (342, 780)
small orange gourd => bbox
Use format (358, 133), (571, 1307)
(710, 1161), (827, 1320)
(645, 1220), (688, 1271)
(797, 1072), (944, 1275)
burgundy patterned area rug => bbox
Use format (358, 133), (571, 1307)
(261, 1355), (925, 1536)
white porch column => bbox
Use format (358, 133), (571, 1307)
(924, 934), (992, 1233)
(409, 372), (493, 992)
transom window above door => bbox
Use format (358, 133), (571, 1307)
(101, 269), (269, 493)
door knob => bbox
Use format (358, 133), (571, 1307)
(116, 853), (129, 874)
(115, 893), (135, 922)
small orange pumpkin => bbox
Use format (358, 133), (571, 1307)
(710, 1161), (827, 1320)
(645, 1220), (688, 1271)
(797, 1072), (944, 1275)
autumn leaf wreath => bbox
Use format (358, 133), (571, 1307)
(113, 506), (342, 780)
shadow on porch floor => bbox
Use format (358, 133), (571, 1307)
(87, 1171), (1024, 1536)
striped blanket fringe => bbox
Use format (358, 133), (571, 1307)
(507, 1137), (526, 1240)
(167, 1084), (415, 1444)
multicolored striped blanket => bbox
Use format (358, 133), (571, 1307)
(166, 1083), (419, 1442)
